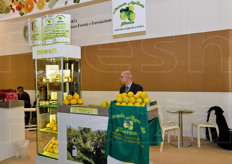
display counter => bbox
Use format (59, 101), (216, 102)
(56, 104), (161, 164)
(0, 101), (25, 161)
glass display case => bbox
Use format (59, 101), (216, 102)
(33, 45), (81, 160)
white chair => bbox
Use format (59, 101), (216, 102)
(158, 111), (180, 152)
(191, 112), (219, 147)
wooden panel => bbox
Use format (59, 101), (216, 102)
(81, 30), (231, 92)
(0, 30), (230, 92)
(0, 53), (35, 90)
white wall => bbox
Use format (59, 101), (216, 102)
(81, 91), (232, 138)
(0, 21), (31, 56)
(66, 0), (232, 46)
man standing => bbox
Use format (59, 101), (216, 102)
(119, 71), (143, 94)
(17, 86), (32, 125)
(17, 86), (31, 108)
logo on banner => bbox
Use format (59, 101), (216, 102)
(112, 0), (146, 36)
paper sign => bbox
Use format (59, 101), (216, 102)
(70, 107), (98, 115)
(112, 0), (146, 37)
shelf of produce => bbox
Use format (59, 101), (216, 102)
(39, 128), (58, 134)
(37, 82), (72, 84)
(39, 151), (58, 160)
(38, 104), (59, 108)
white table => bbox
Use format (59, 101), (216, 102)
(0, 104), (25, 161)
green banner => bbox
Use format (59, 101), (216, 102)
(105, 101), (149, 164)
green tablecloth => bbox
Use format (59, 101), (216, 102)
(148, 117), (163, 146)
(105, 101), (163, 164)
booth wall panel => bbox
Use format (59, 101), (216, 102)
(0, 53), (34, 90)
(81, 30), (231, 92)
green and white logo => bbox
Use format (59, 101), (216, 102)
(112, 0), (146, 36)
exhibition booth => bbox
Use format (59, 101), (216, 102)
(0, 0), (232, 163)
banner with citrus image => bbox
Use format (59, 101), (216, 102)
(0, 0), (93, 22)
(112, 0), (146, 38)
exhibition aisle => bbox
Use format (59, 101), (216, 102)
(1, 131), (232, 164)
(0, 131), (36, 164)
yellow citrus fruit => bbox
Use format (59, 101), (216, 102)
(134, 103), (141, 107)
(134, 93), (141, 99)
(123, 97), (129, 103)
(143, 97), (150, 104)
(136, 98), (143, 104)
(141, 92), (148, 99)
(121, 93), (127, 99)
(73, 93), (80, 100)
(48, 144), (52, 149)
(53, 126), (57, 132)
(37, 0), (45, 10)
(51, 78), (55, 82)
(121, 102), (127, 106)
(50, 148), (54, 153)
(101, 101), (108, 107)
(63, 99), (69, 105)
(50, 123), (54, 128)
(127, 91), (134, 97)
(25, 0), (34, 13)
(117, 94), (122, 97)
(70, 99), (77, 105)
(115, 102), (121, 106)
(46, 123), (51, 128)
(54, 140), (58, 145)
(77, 99), (84, 105)
(129, 97), (135, 104)
(141, 103), (146, 107)
(128, 103), (134, 106)
(66, 95), (73, 101)
(116, 96), (123, 103)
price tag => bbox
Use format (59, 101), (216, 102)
(70, 107), (98, 115)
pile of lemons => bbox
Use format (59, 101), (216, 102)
(45, 138), (58, 154)
(115, 91), (150, 107)
(46, 119), (57, 132)
(63, 93), (84, 105)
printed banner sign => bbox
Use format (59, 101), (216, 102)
(105, 101), (149, 164)
(0, 0), (92, 22)
(112, 0), (146, 37)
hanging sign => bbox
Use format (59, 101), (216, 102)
(112, 0), (146, 38)
(0, 0), (93, 22)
